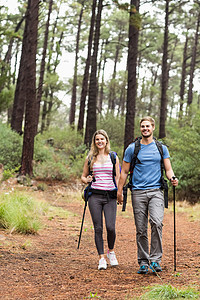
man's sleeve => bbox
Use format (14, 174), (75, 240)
(163, 145), (170, 159)
(123, 143), (135, 163)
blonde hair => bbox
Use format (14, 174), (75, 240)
(88, 129), (110, 167)
(140, 116), (155, 127)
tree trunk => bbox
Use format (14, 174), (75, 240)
(41, 99), (47, 134)
(0, 16), (25, 92)
(98, 51), (107, 113)
(124, 0), (140, 151)
(20, 0), (39, 176)
(84, 0), (103, 146)
(187, 12), (200, 106)
(77, 0), (97, 133)
(148, 68), (158, 116)
(69, 0), (85, 127)
(11, 13), (30, 134)
(179, 33), (188, 121)
(109, 31), (122, 111)
(35, 0), (53, 135)
(159, 0), (169, 139)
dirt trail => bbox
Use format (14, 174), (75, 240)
(0, 182), (199, 299)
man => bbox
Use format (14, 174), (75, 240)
(117, 116), (178, 274)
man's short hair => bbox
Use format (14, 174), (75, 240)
(140, 116), (155, 127)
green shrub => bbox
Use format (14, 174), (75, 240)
(165, 114), (200, 202)
(98, 113), (125, 147)
(0, 192), (44, 234)
(34, 161), (70, 181)
(37, 126), (83, 152)
(2, 166), (20, 181)
(34, 136), (55, 163)
(34, 126), (87, 180)
(0, 123), (22, 170)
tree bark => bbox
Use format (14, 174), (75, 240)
(179, 33), (188, 121)
(109, 31), (123, 111)
(20, 0), (39, 176)
(0, 16), (25, 92)
(69, 0), (85, 127)
(187, 12), (200, 106)
(84, 0), (103, 146)
(124, 0), (140, 151)
(159, 0), (169, 139)
(77, 0), (97, 133)
(35, 0), (53, 135)
(11, 14), (29, 134)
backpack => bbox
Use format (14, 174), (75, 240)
(125, 136), (168, 208)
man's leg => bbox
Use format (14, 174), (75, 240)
(132, 190), (149, 267)
(148, 189), (164, 269)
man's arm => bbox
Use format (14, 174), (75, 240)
(117, 160), (130, 204)
(164, 158), (178, 186)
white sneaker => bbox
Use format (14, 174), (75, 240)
(98, 257), (107, 270)
(107, 250), (118, 266)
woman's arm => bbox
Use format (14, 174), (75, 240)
(117, 160), (130, 204)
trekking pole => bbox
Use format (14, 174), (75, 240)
(172, 176), (176, 271)
(77, 178), (94, 249)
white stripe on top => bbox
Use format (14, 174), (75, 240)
(91, 156), (115, 190)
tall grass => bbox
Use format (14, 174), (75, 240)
(0, 192), (46, 234)
(140, 284), (199, 299)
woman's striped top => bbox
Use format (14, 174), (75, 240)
(91, 156), (115, 190)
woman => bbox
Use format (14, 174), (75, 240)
(81, 129), (120, 270)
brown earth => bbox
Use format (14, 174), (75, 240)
(0, 179), (199, 300)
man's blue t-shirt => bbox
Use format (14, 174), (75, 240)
(124, 141), (170, 190)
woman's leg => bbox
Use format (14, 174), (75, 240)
(103, 198), (117, 250)
(88, 194), (104, 255)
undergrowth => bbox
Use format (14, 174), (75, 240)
(0, 191), (47, 234)
(139, 284), (199, 299)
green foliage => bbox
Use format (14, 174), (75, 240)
(34, 161), (70, 181)
(165, 114), (200, 202)
(2, 166), (20, 181)
(0, 123), (22, 170)
(140, 284), (199, 299)
(0, 192), (44, 234)
(98, 113), (125, 161)
(34, 126), (87, 181)
(37, 126), (83, 151)
(0, 85), (15, 112)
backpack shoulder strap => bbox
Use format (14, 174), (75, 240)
(130, 137), (142, 172)
(87, 156), (93, 175)
(154, 137), (165, 174)
(109, 151), (116, 177)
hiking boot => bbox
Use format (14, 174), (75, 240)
(137, 265), (148, 274)
(107, 250), (118, 266)
(150, 262), (162, 273)
(98, 257), (107, 270)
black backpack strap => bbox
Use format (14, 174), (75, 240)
(109, 151), (117, 187)
(128, 137), (142, 189)
(87, 156), (93, 176)
(154, 138), (168, 208)
(154, 138), (164, 175)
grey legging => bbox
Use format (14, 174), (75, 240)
(88, 193), (117, 255)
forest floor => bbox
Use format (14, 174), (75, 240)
(0, 179), (199, 300)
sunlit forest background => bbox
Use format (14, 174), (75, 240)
(0, 0), (199, 202)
